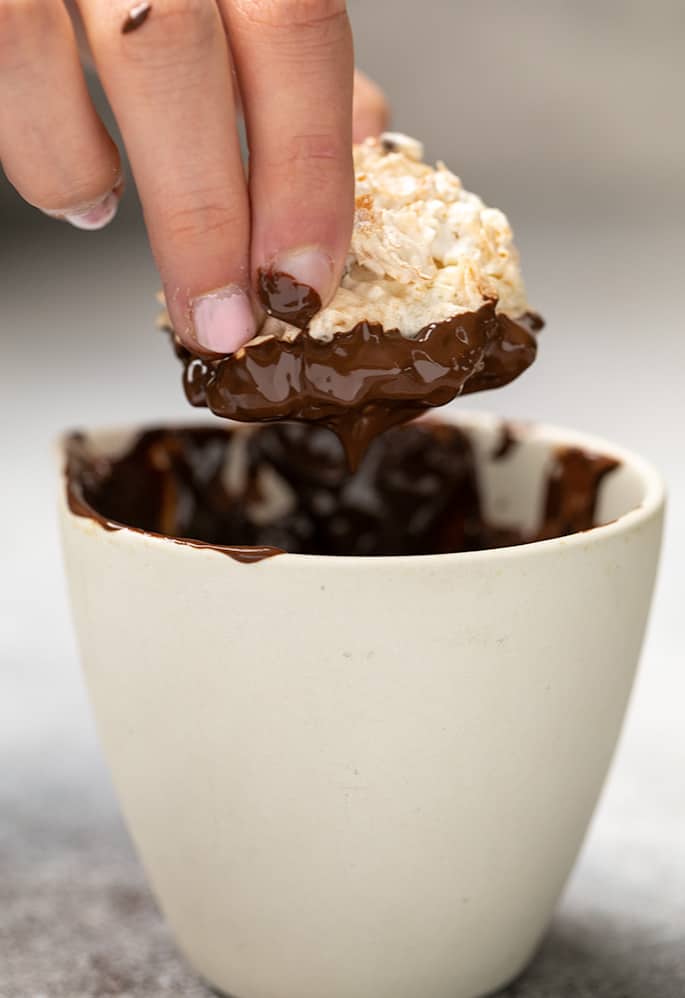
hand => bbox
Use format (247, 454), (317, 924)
(0, 1), (388, 353)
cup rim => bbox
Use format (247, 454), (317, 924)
(60, 411), (666, 566)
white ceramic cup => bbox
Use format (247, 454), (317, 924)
(59, 411), (664, 998)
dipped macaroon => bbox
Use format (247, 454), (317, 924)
(161, 133), (542, 466)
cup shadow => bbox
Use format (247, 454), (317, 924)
(498, 907), (685, 997)
(206, 908), (685, 998)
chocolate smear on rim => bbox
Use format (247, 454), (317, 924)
(122, 2), (152, 33)
(168, 303), (541, 470)
(257, 270), (322, 329)
(65, 430), (283, 564)
(65, 421), (619, 562)
(537, 447), (620, 540)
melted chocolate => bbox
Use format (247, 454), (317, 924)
(171, 304), (539, 469)
(492, 423), (520, 461)
(257, 270), (322, 329)
(65, 421), (619, 560)
(122, 2), (152, 33)
(65, 431), (283, 563)
(537, 447), (619, 539)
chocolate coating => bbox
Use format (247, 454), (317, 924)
(257, 270), (322, 329)
(171, 304), (539, 469)
(65, 421), (619, 561)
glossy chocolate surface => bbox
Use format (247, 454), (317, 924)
(257, 270), (323, 329)
(172, 305), (540, 468)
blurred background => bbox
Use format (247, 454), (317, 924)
(2, 1), (684, 993)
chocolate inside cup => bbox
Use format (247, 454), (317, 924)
(66, 420), (619, 561)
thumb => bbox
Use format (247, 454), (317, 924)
(353, 69), (390, 142)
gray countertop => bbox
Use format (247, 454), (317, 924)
(2, 748), (684, 998)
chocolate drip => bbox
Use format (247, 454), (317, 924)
(257, 271), (322, 329)
(65, 421), (619, 561)
(172, 304), (539, 469)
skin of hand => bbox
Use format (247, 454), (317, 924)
(0, 1), (389, 354)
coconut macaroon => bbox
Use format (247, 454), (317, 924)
(260, 132), (530, 343)
(163, 133), (542, 466)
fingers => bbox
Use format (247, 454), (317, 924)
(79, 0), (254, 353)
(353, 69), (390, 143)
(221, 0), (355, 327)
(0, 0), (121, 228)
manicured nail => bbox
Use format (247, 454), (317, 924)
(258, 247), (335, 329)
(191, 286), (256, 354)
(58, 191), (120, 231)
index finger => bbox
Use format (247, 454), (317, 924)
(221, 0), (355, 328)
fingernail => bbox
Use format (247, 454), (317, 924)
(191, 286), (256, 354)
(258, 247), (335, 329)
(59, 191), (121, 231)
